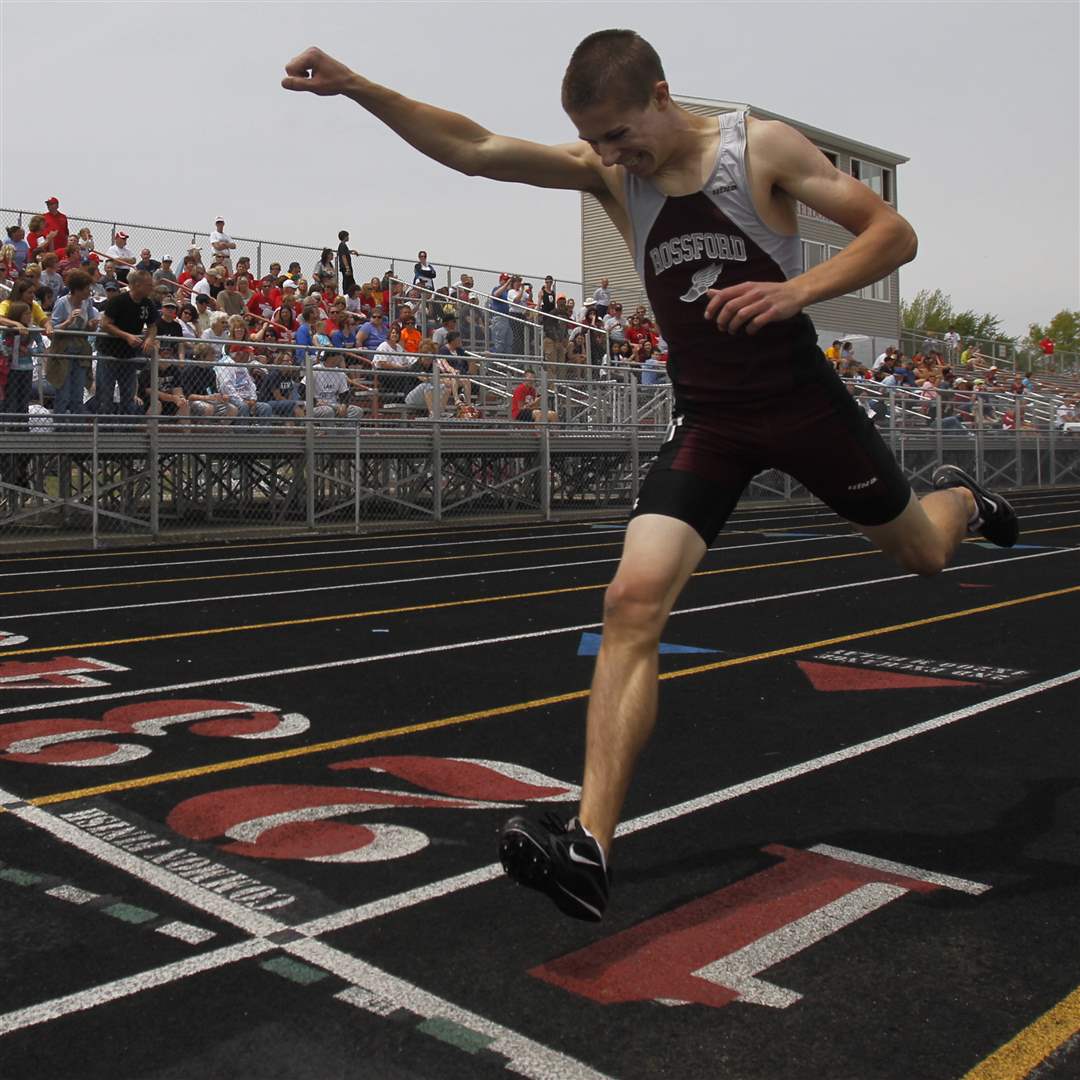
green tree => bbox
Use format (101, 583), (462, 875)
(901, 289), (1011, 343)
(1026, 310), (1080, 355)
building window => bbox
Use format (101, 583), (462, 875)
(802, 240), (826, 272)
(819, 148), (838, 168)
(850, 158), (893, 203)
(856, 277), (890, 303)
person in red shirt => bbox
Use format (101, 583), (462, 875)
(42, 197), (70, 253)
(261, 276), (283, 310)
(511, 369), (557, 423)
(26, 215), (50, 264)
(1039, 336), (1055, 356)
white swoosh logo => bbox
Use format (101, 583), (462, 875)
(568, 843), (602, 868)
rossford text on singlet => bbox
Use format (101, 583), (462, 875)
(649, 231), (748, 276)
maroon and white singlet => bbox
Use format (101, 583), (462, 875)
(625, 110), (911, 542)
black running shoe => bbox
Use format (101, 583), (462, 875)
(498, 813), (610, 922)
(932, 464), (1020, 547)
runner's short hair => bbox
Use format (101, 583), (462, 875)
(562, 29), (666, 113)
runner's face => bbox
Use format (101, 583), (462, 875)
(569, 98), (665, 175)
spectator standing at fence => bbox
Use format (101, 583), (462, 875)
(539, 275), (557, 316)
(413, 250), (437, 290)
(42, 198), (69, 254)
(336, 230), (360, 295)
(544, 296), (571, 381)
(6, 226), (30, 272)
(490, 273), (513, 354)
(25, 216), (51, 263)
(93, 269), (158, 415)
(105, 231), (136, 282)
(209, 217), (236, 272)
(593, 277), (611, 318)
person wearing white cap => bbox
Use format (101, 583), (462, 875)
(105, 230), (136, 282)
(209, 217), (236, 273)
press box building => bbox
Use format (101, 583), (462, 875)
(580, 95), (908, 357)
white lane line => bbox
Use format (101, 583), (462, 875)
(0, 532), (862, 623)
(0, 527), (614, 580)
(155, 921), (218, 945)
(0, 787), (283, 938)
(294, 663), (1080, 938)
(45, 884), (99, 904)
(0, 547), (1071, 720)
(0, 510), (873, 583)
(291, 937), (613, 1080)
(807, 843), (990, 895)
(0, 939), (274, 1036)
(0, 803), (608, 1075)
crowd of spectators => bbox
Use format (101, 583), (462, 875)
(825, 338), (1079, 432)
(0, 199), (674, 428)
(4, 197), (1075, 433)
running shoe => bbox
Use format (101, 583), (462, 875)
(498, 813), (609, 922)
(932, 464), (1019, 547)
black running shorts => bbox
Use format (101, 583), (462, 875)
(631, 352), (912, 544)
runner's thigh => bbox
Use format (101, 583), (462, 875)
(770, 370), (911, 528)
(630, 417), (760, 546)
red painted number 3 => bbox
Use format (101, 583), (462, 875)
(0, 700), (309, 767)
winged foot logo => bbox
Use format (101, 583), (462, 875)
(680, 263), (724, 303)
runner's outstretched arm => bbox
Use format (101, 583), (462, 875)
(282, 46), (604, 193)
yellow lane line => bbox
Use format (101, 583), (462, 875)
(0, 550), (876, 658)
(0, 541), (622, 600)
(960, 983), (1080, 1079)
(25, 581), (1080, 808)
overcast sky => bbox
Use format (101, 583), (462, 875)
(2, 1), (1077, 336)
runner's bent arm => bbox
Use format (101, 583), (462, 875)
(704, 119), (918, 334)
(282, 47), (605, 193)
(763, 120), (917, 305)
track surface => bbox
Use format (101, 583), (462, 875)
(1, 489), (1079, 1080)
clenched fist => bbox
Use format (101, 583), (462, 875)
(281, 47), (357, 97)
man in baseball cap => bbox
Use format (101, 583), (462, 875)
(210, 216), (235, 272)
(106, 230), (136, 282)
(42, 196), (69, 253)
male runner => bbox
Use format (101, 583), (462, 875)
(283, 30), (1018, 922)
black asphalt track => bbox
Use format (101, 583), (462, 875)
(0, 488), (1078, 1079)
